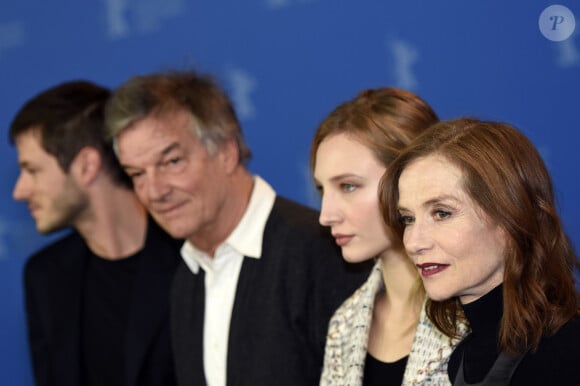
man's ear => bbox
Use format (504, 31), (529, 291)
(220, 139), (240, 175)
(69, 147), (102, 186)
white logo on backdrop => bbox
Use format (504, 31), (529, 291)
(104, 0), (130, 38)
(388, 38), (419, 90)
(103, 0), (185, 39)
(226, 67), (257, 120)
(265, 0), (315, 10)
(539, 5), (575, 42)
(0, 21), (25, 59)
(557, 36), (580, 67)
(266, 0), (291, 8)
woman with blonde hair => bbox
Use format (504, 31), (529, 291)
(312, 87), (463, 385)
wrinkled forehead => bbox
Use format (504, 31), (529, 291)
(113, 109), (200, 153)
(118, 114), (194, 157)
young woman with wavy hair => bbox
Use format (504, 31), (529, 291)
(312, 87), (464, 386)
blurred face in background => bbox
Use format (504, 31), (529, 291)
(397, 154), (507, 304)
(314, 133), (393, 262)
(13, 129), (88, 234)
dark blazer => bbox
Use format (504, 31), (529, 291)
(171, 196), (372, 386)
(24, 218), (182, 386)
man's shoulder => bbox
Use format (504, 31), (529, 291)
(263, 196), (342, 260)
(268, 196), (320, 229)
(142, 217), (183, 265)
(25, 231), (86, 271)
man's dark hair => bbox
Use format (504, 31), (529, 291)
(9, 80), (131, 188)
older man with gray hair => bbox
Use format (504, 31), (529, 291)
(105, 69), (370, 386)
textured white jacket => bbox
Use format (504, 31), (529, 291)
(320, 260), (465, 386)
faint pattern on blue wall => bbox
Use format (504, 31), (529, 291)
(103, 0), (186, 39)
(265, 0), (316, 10)
(388, 38), (420, 91)
(0, 21), (25, 59)
(225, 67), (258, 120)
(556, 36), (580, 67)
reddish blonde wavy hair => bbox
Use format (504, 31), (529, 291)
(380, 117), (579, 355)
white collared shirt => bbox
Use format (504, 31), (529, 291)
(180, 176), (276, 386)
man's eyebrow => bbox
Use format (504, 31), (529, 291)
(121, 142), (182, 170)
(160, 142), (181, 156)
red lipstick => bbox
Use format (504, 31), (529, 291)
(416, 263), (450, 278)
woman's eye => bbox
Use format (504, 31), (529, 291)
(398, 215), (414, 226)
(340, 183), (357, 193)
(434, 210), (451, 220)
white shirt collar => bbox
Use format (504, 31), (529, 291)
(181, 175), (276, 274)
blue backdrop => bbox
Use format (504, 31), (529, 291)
(1, 1), (578, 384)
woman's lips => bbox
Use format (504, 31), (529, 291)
(416, 263), (450, 277)
(333, 234), (354, 247)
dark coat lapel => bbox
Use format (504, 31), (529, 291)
(171, 262), (206, 386)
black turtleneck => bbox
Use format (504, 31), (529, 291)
(448, 284), (503, 383)
(448, 284), (580, 385)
